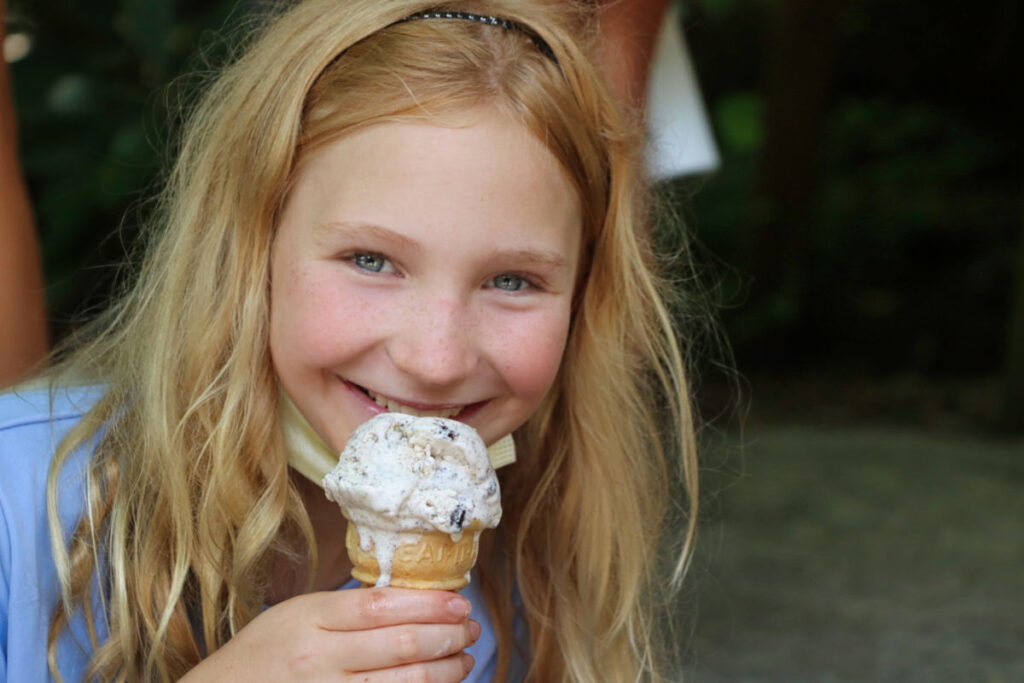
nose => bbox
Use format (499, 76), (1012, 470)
(386, 293), (479, 389)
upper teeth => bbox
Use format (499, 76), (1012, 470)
(366, 389), (462, 419)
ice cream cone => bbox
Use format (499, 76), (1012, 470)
(346, 520), (482, 590)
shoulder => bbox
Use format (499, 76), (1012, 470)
(0, 382), (105, 432)
(0, 381), (107, 529)
(0, 383), (106, 681)
(0, 382), (105, 458)
(0, 383), (105, 494)
(0, 380), (107, 508)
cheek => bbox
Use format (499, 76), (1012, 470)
(269, 263), (363, 371)
(494, 308), (572, 400)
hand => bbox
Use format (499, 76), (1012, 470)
(181, 587), (481, 682)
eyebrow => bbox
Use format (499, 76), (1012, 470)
(317, 220), (571, 271)
(488, 247), (570, 272)
(316, 221), (423, 253)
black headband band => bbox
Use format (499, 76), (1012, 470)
(395, 10), (557, 62)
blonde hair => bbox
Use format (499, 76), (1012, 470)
(45, 0), (699, 680)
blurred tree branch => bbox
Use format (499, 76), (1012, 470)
(749, 0), (846, 360)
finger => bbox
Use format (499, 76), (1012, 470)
(341, 620), (481, 673)
(350, 652), (475, 683)
(310, 587), (472, 631)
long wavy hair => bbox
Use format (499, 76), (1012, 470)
(45, 0), (699, 680)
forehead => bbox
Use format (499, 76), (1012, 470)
(281, 107), (582, 255)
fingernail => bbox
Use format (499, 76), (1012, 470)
(462, 652), (475, 673)
(448, 596), (470, 617)
(469, 619), (481, 641)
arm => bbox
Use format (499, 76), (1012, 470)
(0, 0), (49, 387)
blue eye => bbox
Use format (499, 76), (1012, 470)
(490, 274), (528, 292)
(352, 253), (388, 273)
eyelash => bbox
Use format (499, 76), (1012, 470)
(346, 252), (394, 274)
(486, 273), (538, 293)
(345, 251), (541, 292)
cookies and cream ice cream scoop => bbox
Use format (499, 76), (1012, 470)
(322, 412), (502, 589)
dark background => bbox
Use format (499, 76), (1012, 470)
(6, 0), (1023, 679)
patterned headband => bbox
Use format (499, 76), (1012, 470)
(395, 9), (557, 62)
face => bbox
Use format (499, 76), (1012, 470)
(269, 107), (582, 452)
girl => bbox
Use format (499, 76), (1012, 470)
(0, 0), (699, 680)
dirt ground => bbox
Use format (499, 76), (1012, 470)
(680, 417), (1024, 682)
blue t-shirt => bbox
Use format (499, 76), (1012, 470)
(0, 385), (523, 681)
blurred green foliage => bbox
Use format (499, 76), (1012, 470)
(678, 0), (1020, 374)
(713, 92), (763, 153)
(9, 0), (242, 333)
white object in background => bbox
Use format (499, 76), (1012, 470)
(646, 4), (720, 179)
(4, 32), (33, 63)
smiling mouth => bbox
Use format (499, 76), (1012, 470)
(354, 384), (464, 419)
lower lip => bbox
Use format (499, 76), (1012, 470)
(341, 379), (486, 422)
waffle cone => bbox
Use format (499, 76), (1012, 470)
(345, 520), (481, 590)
